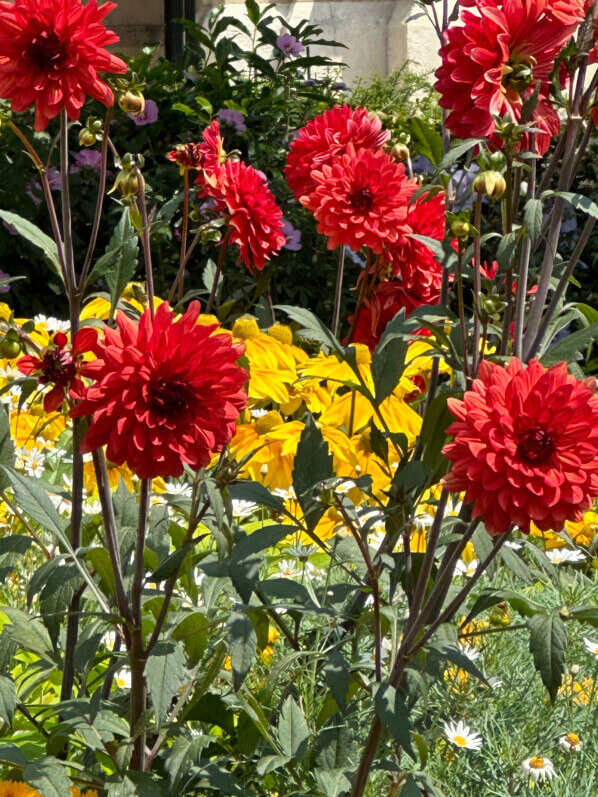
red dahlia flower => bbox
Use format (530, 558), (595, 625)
(442, 358), (598, 535)
(196, 120), (228, 185)
(168, 142), (203, 174)
(71, 302), (248, 479)
(285, 104), (390, 200)
(301, 144), (412, 253)
(435, 0), (583, 154)
(0, 0), (127, 131)
(18, 328), (97, 412)
(208, 160), (286, 272)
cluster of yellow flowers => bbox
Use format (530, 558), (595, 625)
(0, 784), (98, 797)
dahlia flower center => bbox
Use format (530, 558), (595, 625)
(40, 348), (77, 386)
(148, 380), (190, 417)
(517, 426), (554, 464)
(349, 186), (374, 213)
(25, 31), (69, 73)
(502, 57), (536, 93)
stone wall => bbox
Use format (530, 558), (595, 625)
(109, 0), (442, 82)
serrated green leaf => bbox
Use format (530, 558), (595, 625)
(0, 675), (16, 726)
(171, 612), (209, 666)
(278, 695), (309, 760)
(226, 612), (256, 690)
(541, 190), (598, 219)
(523, 198), (543, 246)
(528, 612), (567, 701)
(144, 640), (187, 730)
(371, 337), (408, 405)
(374, 683), (413, 756)
(23, 756), (71, 797)
(293, 414), (333, 530)
(2, 468), (68, 547)
(324, 651), (350, 712)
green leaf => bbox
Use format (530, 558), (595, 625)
(523, 198), (543, 246)
(144, 640), (187, 730)
(528, 612), (567, 701)
(23, 756), (71, 797)
(1, 607), (54, 659)
(0, 742), (28, 767)
(496, 231), (518, 271)
(463, 588), (543, 624)
(374, 683), (413, 756)
(228, 481), (286, 514)
(98, 211), (139, 317)
(371, 337), (408, 405)
(0, 534), (33, 582)
(171, 612), (209, 666)
(0, 211), (63, 281)
(500, 545), (534, 585)
(2, 468), (68, 546)
(541, 190), (598, 219)
(0, 409), (14, 492)
(407, 118), (443, 167)
(84, 548), (116, 597)
(277, 305), (343, 355)
(400, 774), (423, 797)
(566, 606), (598, 627)
(292, 414), (333, 530)
(324, 652), (350, 712)
(0, 675), (16, 726)
(232, 524), (292, 561)
(428, 644), (488, 686)
(438, 138), (482, 171)
(314, 768), (352, 797)
(245, 0), (261, 24)
(540, 323), (598, 365)
(278, 695), (309, 760)
(226, 612), (256, 690)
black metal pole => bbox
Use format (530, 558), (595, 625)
(165, 0), (195, 61)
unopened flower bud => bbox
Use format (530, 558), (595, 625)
(474, 171), (506, 199)
(118, 171), (140, 198)
(450, 219), (471, 238)
(387, 143), (410, 163)
(78, 128), (96, 148)
(118, 90), (145, 116)
(0, 337), (21, 359)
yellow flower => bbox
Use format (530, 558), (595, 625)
(530, 510), (598, 549)
(559, 675), (595, 706)
(83, 459), (135, 495)
(443, 665), (471, 695)
(462, 541), (477, 565)
(80, 283), (162, 321)
(71, 789), (100, 797)
(11, 410), (66, 449)
(0, 784), (41, 797)
(232, 318), (297, 406)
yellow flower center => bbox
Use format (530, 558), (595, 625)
(232, 317), (260, 340)
(565, 733), (580, 746)
(353, 343), (371, 365)
(254, 410), (284, 435)
(529, 756), (546, 769)
(453, 735), (468, 747)
(268, 323), (293, 345)
(197, 313), (219, 327)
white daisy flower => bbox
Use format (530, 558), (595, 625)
(114, 668), (131, 690)
(285, 543), (317, 560)
(250, 408), (268, 418)
(558, 732), (582, 753)
(413, 512), (434, 531)
(231, 499), (258, 518)
(521, 756), (556, 783)
(546, 548), (585, 565)
(504, 540), (523, 550)
(458, 643), (480, 662)
(278, 559), (300, 579)
(334, 478), (357, 495)
(583, 636), (598, 660)
(443, 720), (483, 750)
(273, 486), (296, 501)
(304, 562), (324, 580)
(23, 449), (45, 478)
(454, 559), (479, 578)
(165, 481), (193, 498)
(83, 499), (102, 516)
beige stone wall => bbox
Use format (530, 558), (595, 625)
(109, 0), (443, 81)
(109, 0), (165, 55)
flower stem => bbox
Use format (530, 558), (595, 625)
(331, 246), (346, 338)
(134, 167), (155, 319)
(130, 478), (151, 771)
(471, 194), (483, 375)
(206, 227), (231, 314)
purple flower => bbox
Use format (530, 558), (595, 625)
(281, 219), (302, 251)
(46, 168), (62, 191)
(71, 149), (103, 173)
(217, 108), (246, 135)
(276, 34), (305, 58)
(0, 268), (10, 293)
(129, 99), (159, 126)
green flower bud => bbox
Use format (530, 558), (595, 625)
(118, 90), (145, 116)
(474, 170), (506, 199)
